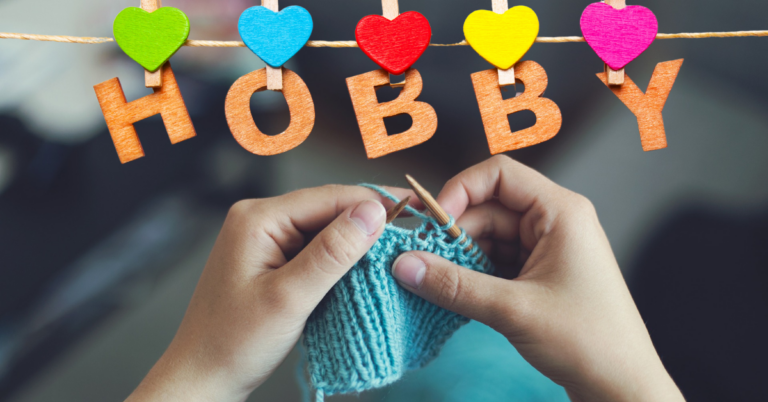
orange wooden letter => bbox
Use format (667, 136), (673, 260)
(225, 68), (315, 156)
(93, 64), (196, 164)
(597, 59), (684, 152)
(471, 61), (562, 155)
(347, 69), (437, 159)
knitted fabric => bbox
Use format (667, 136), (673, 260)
(302, 185), (494, 400)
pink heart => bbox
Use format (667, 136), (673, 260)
(580, 3), (658, 70)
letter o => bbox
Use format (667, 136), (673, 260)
(225, 68), (315, 156)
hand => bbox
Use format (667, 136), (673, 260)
(391, 156), (685, 402)
(126, 185), (407, 402)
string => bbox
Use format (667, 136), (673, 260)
(1, 30), (767, 47)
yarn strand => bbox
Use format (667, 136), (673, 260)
(0, 30), (767, 47)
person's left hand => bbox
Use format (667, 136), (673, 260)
(126, 185), (413, 402)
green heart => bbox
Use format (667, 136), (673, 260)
(113, 7), (190, 72)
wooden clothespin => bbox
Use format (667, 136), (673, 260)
(604, 0), (626, 85)
(381, 0), (406, 88)
(263, 0), (283, 91)
(492, 0), (516, 87)
(141, 0), (163, 88)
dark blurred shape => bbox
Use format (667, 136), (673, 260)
(630, 206), (768, 401)
(0, 73), (274, 400)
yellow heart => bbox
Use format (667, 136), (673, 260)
(463, 6), (540, 70)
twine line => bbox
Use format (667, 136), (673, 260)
(0, 30), (767, 47)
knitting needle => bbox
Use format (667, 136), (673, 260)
(386, 196), (411, 223)
(405, 175), (462, 238)
(405, 175), (484, 258)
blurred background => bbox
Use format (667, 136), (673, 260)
(1, 0), (767, 400)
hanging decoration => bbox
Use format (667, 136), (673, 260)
(355, 9), (432, 75)
(113, 6), (190, 73)
(2, 2), (764, 163)
(225, 0), (316, 155)
(238, 5), (313, 69)
(464, 5), (539, 75)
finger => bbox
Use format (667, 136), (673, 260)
(265, 185), (408, 233)
(241, 185), (412, 266)
(269, 199), (387, 307)
(378, 186), (425, 218)
(391, 251), (523, 326)
(435, 155), (564, 219)
(457, 201), (520, 241)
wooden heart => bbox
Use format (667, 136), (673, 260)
(580, 3), (658, 70)
(355, 11), (432, 75)
(238, 5), (313, 68)
(113, 7), (190, 72)
(463, 6), (539, 70)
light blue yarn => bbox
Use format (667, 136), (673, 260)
(302, 185), (494, 399)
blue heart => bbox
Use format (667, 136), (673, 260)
(238, 6), (313, 68)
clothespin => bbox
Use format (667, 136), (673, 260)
(603, 0), (625, 85)
(492, 0), (516, 86)
(141, 0), (163, 88)
(381, 0), (406, 88)
(263, 0), (283, 91)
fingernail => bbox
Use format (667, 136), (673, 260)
(392, 255), (426, 289)
(350, 200), (386, 236)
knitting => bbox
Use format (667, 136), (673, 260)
(302, 185), (494, 401)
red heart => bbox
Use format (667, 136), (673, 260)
(355, 11), (432, 75)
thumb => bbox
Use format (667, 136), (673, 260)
(392, 251), (518, 326)
(275, 199), (387, 307)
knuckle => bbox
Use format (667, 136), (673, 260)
(315, 226), (356, 270)
(317, 184), (346, 201)
(570, 193), (596, 215)
(320, 183), (345, 193)
(558, 192), (598, 227)
(433, 267), (462, 310)
(228, 198), (269, 219)
(227, 199), (253, 219)
(491, 154), (514, 166)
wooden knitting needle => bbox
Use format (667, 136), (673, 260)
(406, 175), (484, 257)
(405, 175), (462, 239)
(386, 196), (411, 223)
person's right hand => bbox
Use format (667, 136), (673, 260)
(391, 155), (685, 402)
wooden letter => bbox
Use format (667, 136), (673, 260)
(597, 59), (683, 152)
(471, 60), (561, 155)
(93, 63), (196, 164)
(225, 68), (315, 156)
(347, 69), (437, 159)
